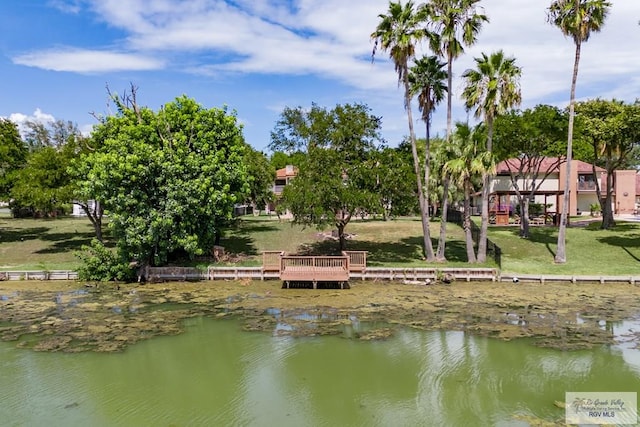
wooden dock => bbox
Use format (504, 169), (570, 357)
(279, 255), (350, 289)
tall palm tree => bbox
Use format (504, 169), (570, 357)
(408, 55), (448, 260)
(427, 0), (488, 260)
(547, 0), (611, 263)
(461, 50), (521, 263)
(444, 123), (491, 263)
(371, 1), (436, 260)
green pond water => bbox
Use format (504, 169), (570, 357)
(2, 316), (639, 427)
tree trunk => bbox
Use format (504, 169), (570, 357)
(601, 164), (615, 229)
(423, 118), (435, 260)
(436, 173), (450, 261)
(446, 52), (453, 141)
(80, 200), (104, 242)
(463, 179), (477, 263)
(335, 210), (352, 253)
(403, 68), (435, 261)
(522, 199), (530, 238)
(592, 151), (604, 223)
(337, 222), (346, 252)
(555, 40), (581, 263)
(477, 116), (494, 263)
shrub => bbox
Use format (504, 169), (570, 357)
(75, 239), (135, 282)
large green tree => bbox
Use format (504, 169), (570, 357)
(575, 99), (640, 229)
(373, 146), (418, 219)
(10, 120), (85, 217)
(10, 145), (77, 216)
(462, 50), (522, 262)
(0, 119), (27, 200)
(547, 0), (611, 263)
(493, 105), (569, 237)
(270, 151), (306, 171)
(243, 146), (275, 213)
(372, 1), (438, 260)
(269, 103), (383, 251)
(79, 95), (249, 269)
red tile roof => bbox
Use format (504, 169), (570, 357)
(275, 165), (298, 179)
(496, 157), (605, 174)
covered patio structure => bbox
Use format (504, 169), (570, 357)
(489, 190), (564, 226)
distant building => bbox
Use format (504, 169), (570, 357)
(72, 200), (98, 217)
(475, 158), (639, 218)
(267, 165), (298, 216)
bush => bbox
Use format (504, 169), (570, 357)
(75, 239), (135, 282)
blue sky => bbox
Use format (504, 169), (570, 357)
(1, 0), (638, 153)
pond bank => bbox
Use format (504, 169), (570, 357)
(1, 280), (639, 352)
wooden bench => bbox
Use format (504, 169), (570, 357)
(280, 256), (350, 289)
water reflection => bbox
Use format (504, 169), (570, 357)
(1, 317), (639, 426)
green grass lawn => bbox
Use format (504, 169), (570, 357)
(0, 213), (97, 271)
(221, 216), (473, 267)
(489, 221), (640, 275)
(1, 211), (638, 275)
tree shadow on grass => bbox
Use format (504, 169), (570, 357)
(232, 222), (281, 234)
(597, 234), (640, 263)
(501, 226), (558, 258)
(35, 234), (96, 254)
(0, 227), (50, 243)
(289, 236), (472, 265)
(218, 235), (259, 257)
(575, 222), (640, 262)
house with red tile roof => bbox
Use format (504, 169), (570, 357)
(267, 165), (298, 216)
(481, 157), (638, 220)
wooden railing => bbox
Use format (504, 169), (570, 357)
(279, 256), (350, 288)
(342, 251), (367, 272)
(262, 251), (285, 272)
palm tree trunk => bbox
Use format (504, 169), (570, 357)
(555, 41), (581, 263)
(463, 179), (477, 263)
(404, 70), (435, 261)
(477, 116), (494, 263)
(423, 118), (435, 259)
(436, 173), (450, 261)
(446, 52), (453, 140)
(435, 51), (454, 263)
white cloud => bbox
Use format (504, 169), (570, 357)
(12, 48), (165, 73)
(84, 0), (638, 103)
(6, 109), (56, 138)
(47, 0), (83, 14)
(8, 0), (638, 147)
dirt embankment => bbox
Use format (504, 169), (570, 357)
(1, 280), (639, 352)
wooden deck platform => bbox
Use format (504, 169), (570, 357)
(280, 255), (350, 289)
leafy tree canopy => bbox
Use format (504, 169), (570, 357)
(79, 95), (249, 267)
(0, 119), (27, 199)
(574, 98), (640, 229)
(269, 103), (384, 251)
(494, 104), (569, 161)
(373, 146), (418, 218)
(243, 146), (275, 211)
(9, 120), (85, 216)
(269, 150), (306, 170)
(575, 98), (640, 170)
